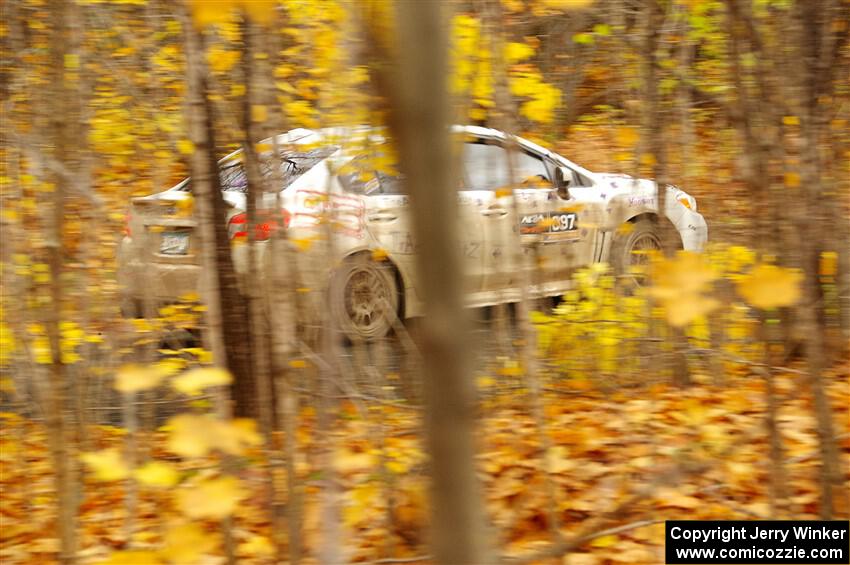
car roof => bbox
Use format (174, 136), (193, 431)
(218, 125), (597, 183)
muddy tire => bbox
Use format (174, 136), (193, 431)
(610, 218), (662, 284)
(330, 253), (399, 342)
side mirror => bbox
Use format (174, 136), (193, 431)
(555, 167), (573, 199)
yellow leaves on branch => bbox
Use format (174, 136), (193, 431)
(166, 414), (262, 457)
(648, 252), (719, 327)
(736, 263), (803, 309)
(171, 366), (232, 395)
(178, 476), (246, 519)
(81, 448), (130, 482)
(187, 0), (278, 28)
(509, 71), (561, 124)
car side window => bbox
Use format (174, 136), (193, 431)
(462, 142), (552, 190)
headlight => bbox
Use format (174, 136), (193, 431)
(677, 194), (697, 212)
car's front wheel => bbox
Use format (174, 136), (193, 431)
(330, 253), (399, 341)
(610, 218), (662, 285)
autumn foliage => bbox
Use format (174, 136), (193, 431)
(0, 0), (848, 563)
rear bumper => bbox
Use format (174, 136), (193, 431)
(117, 237), (201, 314)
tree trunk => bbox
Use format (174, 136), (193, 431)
(182, 13), (255, 418)
(377, 1), (490, 561)
(643, 0), (689, 385)
(45, 0), (78, 560)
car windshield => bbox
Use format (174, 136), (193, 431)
(217, 146), (337, 192)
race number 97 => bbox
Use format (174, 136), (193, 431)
(550, 212), (577, 232)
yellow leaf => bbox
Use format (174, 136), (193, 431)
(239, 535), (274, 557)
(662, 295), (719, 328)
(371, 248), (389, 262)
(469, 107), (488, 122)
(820, 251), (838, 277)
(505, 42), (534, 63)
(648, 252), (717, 299)
(782, 115), (800, 126)
(217, 418), (263, 455)
(175, 196), (194, 217)
(161, 523), (218, 563)
(291, 237), (313, 252)
(98, 550), (163, 565)
(171, 367), (232, 396)
(81, 448), (130, 481)
(187, 0), (233, 27)
(206, 46), (239, 73)
(178, 477), (246, 519)
(134, 461), (180, 488)
(639, 152), (657, 166)
(166, 415), (261, 457)
(241, 0), (278, 25)
(114, 364), (167, 393)
(542, 0), (594, 10)
(176, 139), (194, 155)
(334, 448), (376, 474)
(559, 203), (585, 213)
(615, 126), (639, 147)
(736, 264), (802, 309)
(616, 222), (635, 235)
(166, 415), (219, 457)
(251, 104), (268, 123)
(784, 171), (801, 187)
(590, 535), (618, 548)
(288, 359), (307, 369)
(545, 446), (576, 474)
(64, 54), (79, 70)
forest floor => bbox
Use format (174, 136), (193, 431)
(1, 353), (847, 564)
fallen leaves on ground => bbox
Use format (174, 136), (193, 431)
(0, 363), (847, 564)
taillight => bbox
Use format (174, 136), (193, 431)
(228, 210), (289, 241)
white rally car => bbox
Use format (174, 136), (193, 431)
(117, 126), (707, 340)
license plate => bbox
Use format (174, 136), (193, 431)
(160, 232), (189, 255)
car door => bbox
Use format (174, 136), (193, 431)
(463, 139), (548, 294)
(507, 148), (570, 288)
(547, 163), (600, 281)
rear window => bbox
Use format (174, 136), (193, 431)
(335, 149), (406, 195)
(217, 146), (337, 192)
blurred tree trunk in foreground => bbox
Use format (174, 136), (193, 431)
(45, 0), (78, 560)
(726, 0), (847, 519)
(368, 1), (490, 561)
(789, 0), (846, 519)
(183, 13), (256, 418)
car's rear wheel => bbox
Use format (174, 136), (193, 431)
(611, 218), (662, 286)
(330, 253), (399, 341)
